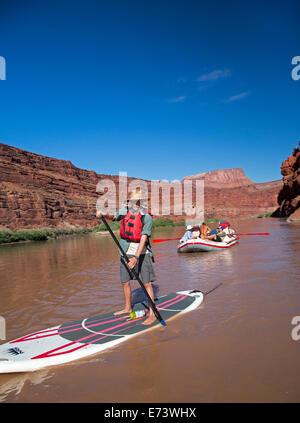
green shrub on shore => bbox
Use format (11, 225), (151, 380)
(257, 212), (273, 218)
(152, 218), (175, 228)
(0, 227), (92, 244)
(92, 221), (122, 232)
(0, 229), (49, 244)
(204, 217), (219, 225)
(174, 221), (186, 226)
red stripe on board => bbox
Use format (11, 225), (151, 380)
(31, 317), (147, 359)
(10, 328), (59, 344)
(10, 315), (129, 343)
(157, 295), (188, 310)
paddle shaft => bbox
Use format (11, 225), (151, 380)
(153, 237), (181, 243)
(100, 214), (166, 327)
(235, 233), (270, 236)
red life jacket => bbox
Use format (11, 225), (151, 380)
(120, 209), (152, 242)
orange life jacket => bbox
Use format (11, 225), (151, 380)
(120, 209), (151, 242)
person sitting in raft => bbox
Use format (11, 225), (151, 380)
(219, 221), (236, 241)
(223, 222), (235, 236)
(206, 226), (227, 242)
(180, 225), (193, 243)
(218, 220), (228, 229)
(191, 225), (200, 238)
(217, 221), (235, 239)
(200, 222), (211, 239)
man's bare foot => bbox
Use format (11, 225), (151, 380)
(114, 308), (132, 316)
(142, 315), (156, 325)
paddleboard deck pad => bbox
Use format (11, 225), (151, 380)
(0, 290), (203, 373)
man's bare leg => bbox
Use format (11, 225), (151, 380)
(142, 282), (156, 325)
(114, 281), (132, 315)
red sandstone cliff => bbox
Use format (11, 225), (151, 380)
(0, 143), (141, 228)
(0, 143), (281, 229)
(275, 143), (300, 222)
(183, 168), (253, 187)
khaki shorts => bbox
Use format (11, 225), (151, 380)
(120, 254), (156, 284)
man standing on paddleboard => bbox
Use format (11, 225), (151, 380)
(97, 188), (156, 326)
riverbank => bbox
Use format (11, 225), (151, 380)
(0, 227), (92, 245)
(0, 218), (185, 245)
(0, 214), (278, 245)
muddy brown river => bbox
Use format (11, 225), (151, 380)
(0, 218), (300, 403)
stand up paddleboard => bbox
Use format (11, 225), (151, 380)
(0, 290), (203, 373)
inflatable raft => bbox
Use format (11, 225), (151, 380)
(177, 236), (239, 253)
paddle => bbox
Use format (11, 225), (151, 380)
(153, 237), (181, 243)
(100, 214), (166, 327)
(235, 233), (270, 236)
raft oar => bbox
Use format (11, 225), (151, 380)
(153, 233), (270, 243)
(100, 214), (166, 327)
(153, 237), (181, 243)
(235, 233), (270, 236)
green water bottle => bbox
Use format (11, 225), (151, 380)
(130, 310), (146, 320)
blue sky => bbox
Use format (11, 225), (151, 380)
(0, 0), (299, 182)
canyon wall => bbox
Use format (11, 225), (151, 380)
(275, 143), (300, 223)
(0, 143), (281, 229)
(183, 168), (253, 187)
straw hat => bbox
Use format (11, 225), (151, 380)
(127, 187), (149, 201)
